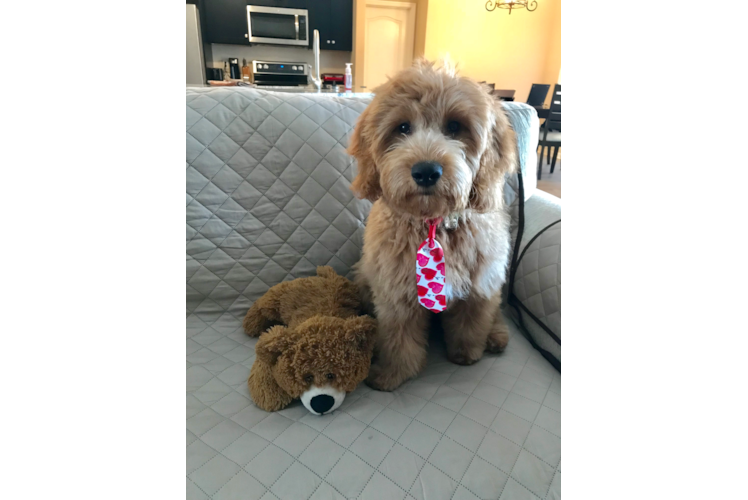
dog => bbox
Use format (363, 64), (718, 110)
(347, 59), (517, 391)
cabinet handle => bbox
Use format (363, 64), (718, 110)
(326, 40), (331, 43)
(332, 40), (335, 44)
(245, 34), (248, 38)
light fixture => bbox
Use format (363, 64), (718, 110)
(485, 1), (538, 14)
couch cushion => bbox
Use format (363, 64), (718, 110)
(187, 309), (561, 500)
(507, 190), (562, 369)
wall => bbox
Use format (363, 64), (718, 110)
(209, 44), (352, 76)
(353, 0), (428, 91)
(423, 0), (561, 104)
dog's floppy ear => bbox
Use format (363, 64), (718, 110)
(348, 105), (382, 201)
(469, 97), (518, 212)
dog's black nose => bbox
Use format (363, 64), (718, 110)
(411, 162), (443, 187)
(310, 394), (335, 414)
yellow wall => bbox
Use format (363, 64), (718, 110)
(424, 0), (560, 104)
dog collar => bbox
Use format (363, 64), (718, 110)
(423, 212), (466, 231)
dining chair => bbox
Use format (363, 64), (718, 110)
(537, 84), (561, 180)
(526, 84), (550, 107)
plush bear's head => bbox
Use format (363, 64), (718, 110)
(255, 315), (377, 415)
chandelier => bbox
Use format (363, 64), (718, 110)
(486, 1), (538, 14)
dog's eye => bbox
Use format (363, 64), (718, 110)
(447, 121), (461, 135)
(304, 374), (313, 384)
(326, 373), (335, 380)
(397, 122), (411, 135)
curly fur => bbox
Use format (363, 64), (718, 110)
(243, 266), (377, 411)
(348, 59), (515, 391)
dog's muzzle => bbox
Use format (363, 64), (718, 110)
(300, 385), (346, 415)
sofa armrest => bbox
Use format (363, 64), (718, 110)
(505, 190), (561, 369)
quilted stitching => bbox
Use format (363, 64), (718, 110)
(187, 89), (373, 321)
(513, 223), (561, 338)
(186, 311), (560, 500)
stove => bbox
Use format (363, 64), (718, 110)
(252, 60), (309, 87)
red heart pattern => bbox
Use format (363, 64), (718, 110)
(422, 268), (437, 280)
(416, 254), (430, 267)
(416, 236), (447, 312)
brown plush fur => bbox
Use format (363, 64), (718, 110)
(243, 266), (377, 411)
(348, 60), (516, 391)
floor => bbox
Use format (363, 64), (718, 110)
(538, 159), (748, 198)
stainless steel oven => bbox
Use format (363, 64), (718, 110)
(246, 6), (308, 46)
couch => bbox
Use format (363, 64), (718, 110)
(186, 87), (561, 500)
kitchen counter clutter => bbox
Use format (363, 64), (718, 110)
(188, 82), (371, 96)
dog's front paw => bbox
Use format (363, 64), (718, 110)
(447, 341), (485, 366)
(486, 328), (509, 353)
(365, 363), (405, 392)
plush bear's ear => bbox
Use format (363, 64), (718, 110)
(343, 316), (378, 353)
(255, 325), (296, 366)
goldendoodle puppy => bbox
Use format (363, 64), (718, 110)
(348, 59), (517, 391)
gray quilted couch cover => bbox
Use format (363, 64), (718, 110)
(187, 88), (561, 500)
(509, 191), (561, 368)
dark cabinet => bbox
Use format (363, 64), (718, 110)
(202, 0), (250, 46)
(308, 0), (353, 51)
(199, 0), (353, 51)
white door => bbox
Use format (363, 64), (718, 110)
(364, 1), (416, 91)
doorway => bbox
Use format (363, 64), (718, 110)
(363, 1), (416, 91)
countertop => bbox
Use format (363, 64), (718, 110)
(187, 83), (372, 97)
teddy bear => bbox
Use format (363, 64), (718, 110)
(243, 266), (377, 415)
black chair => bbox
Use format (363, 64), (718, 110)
(526, 84), (550, 107)
(537, 84), (561, 180)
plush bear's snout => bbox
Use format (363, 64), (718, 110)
(300, 385), (346, 415)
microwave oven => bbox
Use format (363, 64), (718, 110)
(246, 6), (309, 46)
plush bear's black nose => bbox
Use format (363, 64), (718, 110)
(310, 394), (335, 414)
(411, 162), (443, 187)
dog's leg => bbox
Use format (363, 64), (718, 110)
(486, 308), (510, 353)
(353, 271), (376, 317)
(441, 294), (501, 365)
(366, 302), (430, 391)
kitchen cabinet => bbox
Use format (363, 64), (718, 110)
(308, 0), (353, 51)
(199, 0), (353, 51)
(201, 0), (250, 46)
